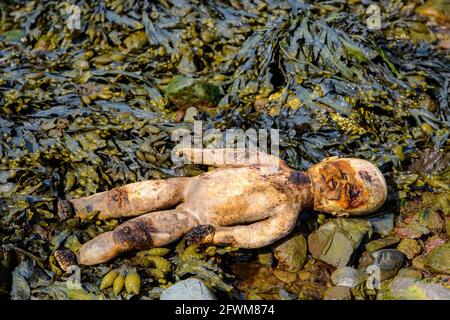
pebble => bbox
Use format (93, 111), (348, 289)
(366, 236), (399, 252)
(323, 286), (352, 300)
(160, 278), (217, 300)
(273, 269), (297, 284)
(274, 235), (308, 272)
(331, 267), (364, 288)
(308, 218), (372, 267)
(424, 235), (446, 254)
(368, 213), (394, 236)
(164, 75), (221, 111)
(397, 238), (421, 260)
(378, 276), (450, 300)
(424, 243), (450, 275)
(359, 249), (405, 281)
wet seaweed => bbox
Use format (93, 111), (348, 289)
(0, 0), (449, 300)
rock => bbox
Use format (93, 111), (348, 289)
(424, 235), (446, 253)
(407, 21), (437, 44)
(395, 225), (429, 239)
(164, 75), (221, 111)
(273, 269), (297, 284)
(2, 29), (25, 43)
(378, 276), (450, 300)
(323, 286), (352, 300)
(397, 268), (423, 280)
(331, 267), (364, 288)
(420, 210), (445, 233)
(412, 255), (427, 271)
(274, 235), (307, 272)
(297, 270), (312, 281)
(368, 213), (394, 236)
(429, 212), (445, 230)
(366, 237), (399, 252)
(424, 243), (450, 275)
(160, 278), (217, 300)
(416, 0), (450, 27)
(395, 207), (443, 239)
(308, 218), (372, 267)
(257, 252), (274, 267)
(359, 249), (405, 281)
(397, 238), (421, 260)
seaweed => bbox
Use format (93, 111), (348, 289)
(0, 0), (449, 300)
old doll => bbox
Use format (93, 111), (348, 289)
(55, 148), (387, 268)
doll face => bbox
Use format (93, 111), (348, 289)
(307, 157), (387, 215)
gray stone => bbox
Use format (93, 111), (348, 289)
(160, 278), (217, 300)
(424, 242), (450, 275)
(3, 29), (25, 44)
(323, 286), (352, 300)
(164, 75), (221, 111)
(366, 236), (399, 252)
(378, 276), (450, 300)
(308, 218), (372, 267)
(274, 235), (308, 272)
(397, 268), (423, 280)
(368, 213), (394, 236)
(359, 249), (405, 281)
(397, 238), (421, 260)
(331, 267), (364, 288)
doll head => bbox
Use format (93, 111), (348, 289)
(307, 157), (387, 216)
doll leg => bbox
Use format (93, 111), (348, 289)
(58, 177), (189, 220)
(77, 208), (199, 265)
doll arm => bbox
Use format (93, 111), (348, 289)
(190, 203), (300, 248)
(176, 147), (287, 168)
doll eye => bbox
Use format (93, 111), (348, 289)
(348, 185), (360, 200)
(342, 173), (349, 181)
